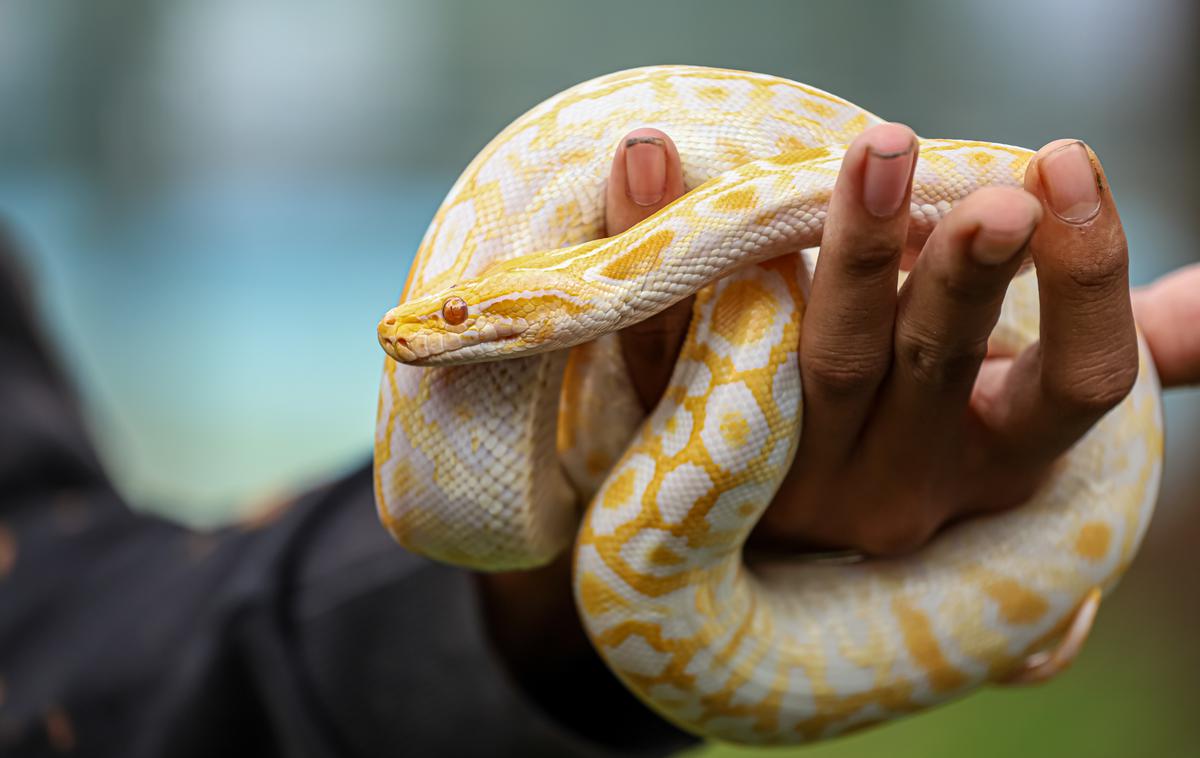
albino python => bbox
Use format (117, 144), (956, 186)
(373, 66), (1163, 744)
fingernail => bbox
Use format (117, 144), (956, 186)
(625, 136), (667, 207)
(862, 141), (915, 218)
(1039, 141), (1101, 224)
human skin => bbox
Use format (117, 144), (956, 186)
(617, 124), (1199, 553)
(477, 124), (1200, 724)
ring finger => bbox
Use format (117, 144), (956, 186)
(870, 186), (1041, 467)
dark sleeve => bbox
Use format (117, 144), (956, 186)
(0, 230), (695, 758)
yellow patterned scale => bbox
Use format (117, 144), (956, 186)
(373, 66), (1163, 744)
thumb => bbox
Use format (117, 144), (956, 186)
(605, 128), (690, 411)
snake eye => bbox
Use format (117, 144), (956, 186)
(441, 296), (468, 326)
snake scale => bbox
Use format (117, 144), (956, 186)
(373, 66), (1163, 744)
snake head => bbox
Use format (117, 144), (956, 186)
(377, 281), (537, 366)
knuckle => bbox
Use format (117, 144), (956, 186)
(1043, 357), (1138, 417)
(934, 266), (1001, 307)
(1107, 358), (1140, 400)
(804, 352), (888, 397)
(897, 327), (987, 388)
(1057, 240), (1128, 294)
(840, 242), (903, 279)
(1065, 257), (1124, 293)
(853, 511), (938, 557)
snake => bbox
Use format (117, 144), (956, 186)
(372, 66), (1163, 744)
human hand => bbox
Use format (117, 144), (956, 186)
(1132, 263), (1200, 387)
(619, 125), (1156, 555)
(475, 126), (1196, 725)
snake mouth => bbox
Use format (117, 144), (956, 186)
(379, 317), (532, 365)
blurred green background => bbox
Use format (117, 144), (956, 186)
(1, 1), (1197, 755)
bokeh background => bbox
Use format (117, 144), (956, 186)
(1, 1), (1197, 755)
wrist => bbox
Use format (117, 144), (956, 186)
(474, 552), (695, 750)
(474, 551), (590, 685)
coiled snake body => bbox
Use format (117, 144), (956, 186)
(374, 66), (1163, 744)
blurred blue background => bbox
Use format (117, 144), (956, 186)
(1, 1), (1197, 755)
